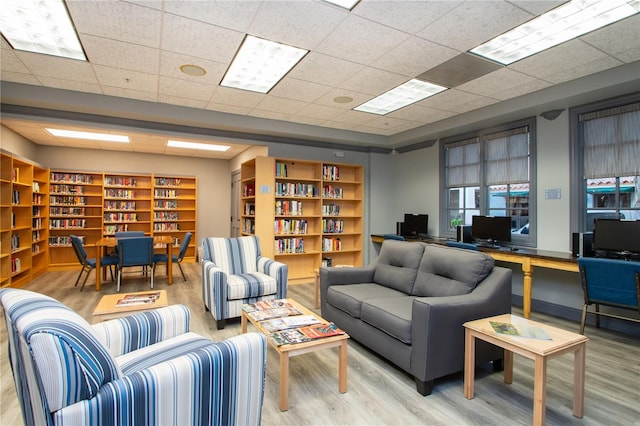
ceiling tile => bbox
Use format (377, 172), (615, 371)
(0, 49), (30, 73)
(315, 14), (410, 65)
(353, 1), (461, 34)
(81, 35), (160, 74)
(209, 86), (266, 109)
(158, 76), (214, 102)
(581, 15), (640, 63)
(338, 66), (408, 96)
(372, 36), (459, 78)
(93, 65), (159, 93)
(159, 51), (227, 86)
(16, 51), (98, 84)
(253, 96), (308, 116)
(418, 89), (498, 113)
(163, 1), (260, 32)
(0, 71), (41, 86)
(270, 77), (332, 103)
(35, 77), (103, 95)
(102, 86), (158, 103)
(248, 1), (347, 50)
(455, 68), (545, 100)
(292, 103), (344, 120)
(286, 52), (363, 87)
(67, 1), (162, 48)
(326, 109), (377, 126)
(313, 88), (371, 109)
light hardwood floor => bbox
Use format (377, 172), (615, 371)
(2, 263), (639, 425)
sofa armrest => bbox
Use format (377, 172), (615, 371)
(410, 266), (512, 381)
(202, 259), (228, 314)
(257, 256), (289, 299)
(55, 333), (267, 425)
(92, 304), (191, 357)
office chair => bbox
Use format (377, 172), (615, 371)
(70, 235), (118, 291)
(153, 232), (192, 281)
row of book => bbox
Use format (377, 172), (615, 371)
(322, 185), (344, 199)
(32, 230), (41, 242)
(244, 203), (255, 216)
(32, 182), (41, 192)
(50, 206), (85, 216)
(105, 201), (136, 210)
(104, 189), (136, 199)
(274, 237), (305, 254)
(50, 195), (87, 206)
(154, 222), (179, 231)
(10, 234), (20, 251)
(50, 173), (93, 184)
(104, 224), (131, 234)
(155, 177), (182, 187)
(323, 237), (342, 252)
(243, 219), (255, 234)
(154, 189), (178, 198)
(322, 165), (340, 181)
(275, 162), (289, 177)
(154, 200), (179, 209)
(322, 219), (344, 234)
(11, 257), (21, 274)
(33, 194), (44, 204)
(50, 218), (86, 229)
(274, 219), (308, 235)
(154, 212), (179, 220)
(243, 183), (255, 197)
(12, 190), (22, 205)
(51, 184), (84, 194)
(49, 235), (82, 246)
(275, 182), (318, 197)
(33, 218), (43, 229)
(322, 204), (340, 216)
(275, 200), (303, 216)
(104, 213), (138, 222)
(105, 176), (137, 187)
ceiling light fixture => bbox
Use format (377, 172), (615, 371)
(46, 128), (129, 142)
(167, 140), (230, 152)
(0, 0), (86, 61)
(180, 64), (206, 77)
(322, 0), (361, 11)
(470, 0), (640, 65)
(333, 96), (354, 104)
(220, 35), (308, 94)
(354, 79), (448, 115)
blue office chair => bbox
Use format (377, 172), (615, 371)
(114, 231), (145, 238)
(153, 232), (192, 282)
(578, 257), (640, 334)
(446, 241), (479, 250)
(70, 235), (118, 291)
(383, 234), (405, 241)
(116, 236), (155, 291)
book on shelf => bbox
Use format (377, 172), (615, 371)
(116, 291), (161, 307)
(271, 322), (345, 346)
(260, 315), (321, 332)
(490, 321), (552, 340)
(242, 299), (302, 320)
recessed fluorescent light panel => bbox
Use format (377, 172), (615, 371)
(470, 0), (640, 65)
(167, 140), (230, 152)
(322, 0), (360, 10)
(46, 128), (129, 143)
(354, 79), (448, 115)
(0, 0), (86, 61)
(221, 35), (308, 93)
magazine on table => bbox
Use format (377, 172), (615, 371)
(490, 321), (552, 340)
(271, 329), (311, 346)
(260, 315), (321, 332)
(116, 291), (161, 307)
(271, 322), (345, 346)
(242, 299), (302, 320)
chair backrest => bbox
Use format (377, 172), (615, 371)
(578, 257), (640, 310)
(69, 234), (89, 265)
(0, 288), (120, 426)
(118, 236), (154, 267)
(178, 232), (192, 260)
(202, 236), (260, 275)
(115, 231), (145, 238)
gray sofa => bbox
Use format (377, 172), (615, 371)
(320, 240), (512, 395)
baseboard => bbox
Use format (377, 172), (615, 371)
(511, 295), (640, 338)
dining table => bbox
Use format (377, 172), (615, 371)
(94, 235), (175, 291)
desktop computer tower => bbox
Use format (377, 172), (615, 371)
(457, 225), (473, 243)
(572, 232), (594, 257)
(396, 222), (405, 236)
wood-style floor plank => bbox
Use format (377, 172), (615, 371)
(1, 263), (639, 425)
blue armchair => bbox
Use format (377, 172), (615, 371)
(0, 288), (267, 426)
(202, 236), (288, 329)
(578, 257), (640, 334)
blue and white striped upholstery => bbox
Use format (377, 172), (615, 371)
(0, 288), (267, 426)
(202, 236), (288, 327)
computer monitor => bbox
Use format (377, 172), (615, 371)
(471, 215), (512, 245)
(592, 219), (640, 255)
(403, 214), (428, 237)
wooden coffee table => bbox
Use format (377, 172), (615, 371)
(92, 290), (168, 321)
(241, 298), (349, 411)
(464, 314), (588, 426)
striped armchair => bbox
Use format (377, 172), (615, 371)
(0, 288), (267, 426)
(202, 236), (288, 329)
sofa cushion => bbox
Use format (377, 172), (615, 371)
(327, 283), (408, 318)
(412, 244), (495, 297)
(227, 272), (277, 300)
(372, 240), (424, 294)
(360, 296), (415, 344)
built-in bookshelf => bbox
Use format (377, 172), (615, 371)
(31, 165), (49, 277)
(103, 173), (152, 236)
(152, 175), (197, 260)
(241, 156), (363, 285)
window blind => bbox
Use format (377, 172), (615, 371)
(485, 126), (530, 185)
(445, 137), (479, 187)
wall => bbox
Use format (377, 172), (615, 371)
(1, 125), (39, 161)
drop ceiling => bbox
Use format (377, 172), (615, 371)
(1, 0), (640, 159)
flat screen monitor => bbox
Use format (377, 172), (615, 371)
(592, 219), (640, 254)
(403, 214), (428, 237)
(471, 215), (512, 244)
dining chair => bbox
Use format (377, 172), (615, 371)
(153, 232), (192, 282)
(116, 236), (155, 291)
(70, 235), (118, 291)
(114, 231), (145, 238)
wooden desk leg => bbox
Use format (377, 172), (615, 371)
(241, 313), (247, 333)
(464, 329), (475, 399)
(533, 354), (548, 426)
(504, 349), (513, 384)
(339, 340), (348, 393)
(166, 244), (173, 285)
(315, 273), (320, 309)
(279, 352), (290, 411)
(573, 343), (586, 418)
(522, 259), (533, 319)
(95, 250), (102, 291)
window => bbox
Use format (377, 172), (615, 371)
(571, 94), (640, 232)
(441, 118), (536, 245)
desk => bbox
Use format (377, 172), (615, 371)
(95, 236), (174, 291)
(371, 235), (578, 319)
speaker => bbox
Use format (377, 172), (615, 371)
(396, 222), (405, 236)
(572, 232), (594, 257)
(457, 225), (473, 243)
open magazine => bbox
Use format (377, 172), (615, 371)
(260, 315), (321, 332)
(271, 322), (345, 346)
(242, 299), (302, 321)
(115, 291), (161, 307)
(490, 321), (552, 340)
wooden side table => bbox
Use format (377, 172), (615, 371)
(464, 314), (588, 426)
(92, 290), (168, 321)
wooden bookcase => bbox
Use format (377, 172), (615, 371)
(153, 175), (197, 260)
(103, 173), (152, 236)
(241, 156), (363, 285)
(31, 164), (49, 277)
